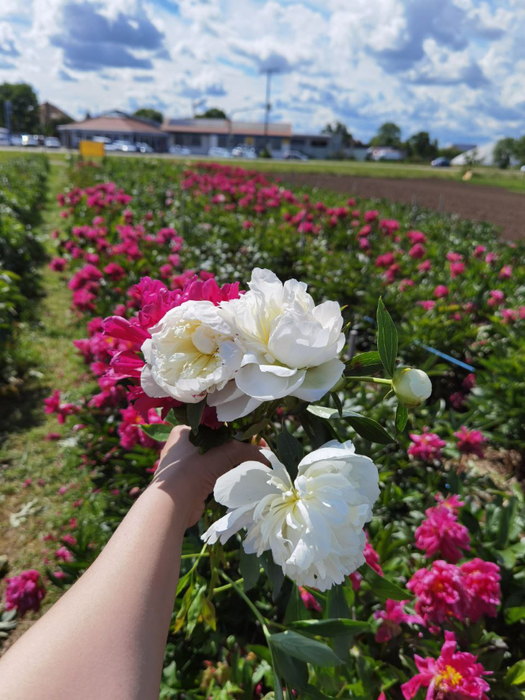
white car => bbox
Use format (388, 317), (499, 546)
(169, 145), (191, 156)
(106, 140), (137, 152)
(208, 147), (231, 158)
(521, 165), (525, 173)
(44, 137), (61, 148)
(232, 146), (257, 159)
(21, 134), (39, 147)
(136, 142), (154, 154)
(283, 150), (308, 161)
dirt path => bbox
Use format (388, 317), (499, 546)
(279, 172), (525, 241)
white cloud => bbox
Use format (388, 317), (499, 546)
(0, 0), (521, 143)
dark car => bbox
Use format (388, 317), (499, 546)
(431, 157), (450, 167)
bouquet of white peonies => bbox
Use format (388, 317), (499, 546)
(133, 267), (432, 591)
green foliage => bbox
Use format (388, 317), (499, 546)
(196, 108), (227, 119)
(370, 122), (402, 148)
(133, 108), (163, 124)
(0, 82), (40, 133)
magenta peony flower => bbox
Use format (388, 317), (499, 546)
(409, 243), (426, 259)
(415, 502), (470, 564)
(461, 559), (501, 622)
(4, 570), (46, 617)
(55, 546), (74, 562)
(499, 265), (512, 280)
(408, 429), (446, 463)
(473, 245), (486, 258)
(417, 300), (435, 311)
(418, 260), (431, 272)
(454, 427), (486, 458)
(350, 538), (383, 591)
(434, 285), (449, 299)
(49, 257), (67, 272)
(407, 561), (468, 629)
(450, 262), (466, 278)
(401, 631), (491, 700)
(374, 599), (423, 643)
(488, 289), (505, 307)
(407, 230), (427, 244)
(299, 586), (322, 612)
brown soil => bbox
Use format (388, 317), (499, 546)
(278, 173), (525, 241)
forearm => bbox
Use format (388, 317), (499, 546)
(0, 482), (189, 700)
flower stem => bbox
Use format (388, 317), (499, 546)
(345, 376), (392, 385)
(219, 570), (270, 637)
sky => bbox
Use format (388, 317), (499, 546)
(1, 0), (524, 145)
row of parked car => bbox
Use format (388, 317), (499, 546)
(0, 134), (62, 148)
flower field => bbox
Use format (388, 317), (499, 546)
(1, 155), (525, 699)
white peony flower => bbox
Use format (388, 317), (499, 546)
(392, 368), (432, 407)
(202, 440), (380, 591)
(208, 269), (345, 421)
(140, 300), (243, 404)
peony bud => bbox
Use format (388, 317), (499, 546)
(392, 368), (432, 407)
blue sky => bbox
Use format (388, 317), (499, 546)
(1, 0), (524, 144)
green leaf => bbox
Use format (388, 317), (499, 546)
(307, 405), (395, 445)
(362, 564), (412, 603)
(242, 418), (268, 440)
(342, 412), (396, 445)
(496, 497), (517, 550)
(272, 646), (309, 692)
(396, 404), (408, 432)
(299, 408), (340, 449)
(284, 584), (309, 624)
(186, 398), (207, 435)
(240, 548), (260, 592)
(140, 423), (172, 442)
(270, 631), (342, 667)
(277, 430), (304, 481)
(247, 645), (272, 664)
(377, 298), (398, 378)
(505, 607), (525, 625)
(165, 408), (184, 426)
(506, 660), (525, 686)
(345, 351), (383, 377)
(261, 552), (285, 600)
(290, 619), (370, 637)
(331, 391), (343, 417)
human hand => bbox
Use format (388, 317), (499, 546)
(151, 425), (267, 528)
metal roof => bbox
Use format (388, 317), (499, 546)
(58, 111), (165, 135)
(162, 118), (293, 137)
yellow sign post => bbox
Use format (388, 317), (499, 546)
(79, 140), (105, 157)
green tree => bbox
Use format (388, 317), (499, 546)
(513, 135), (525, 166)
(493, 138), (516, 169)
(196, 108), (227, 119)
(0, 82), (39, 133)
(370, 122), (402, 148)
(133, 108), (163, 124)
(322, 121), (353, 147)
(404, 131), (438, 161)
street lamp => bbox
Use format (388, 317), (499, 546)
(226, 105), (261, 151)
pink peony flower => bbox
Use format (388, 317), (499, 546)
(55, 546), (74, 562)
(450, 262), (466, 278)
(299, 587), (322, 612)
(461, 559), (501, 622)
(407, 560), (468, 628)
(364, 210), (379, 222)
(418, 260), (431, 272)
(485, 252), (497, 264)
(473, 245), (486, 258)
(446, 252), (463, 262)
(49, 257), (67, 272)
(4, 570), (46, 617)
(415, 503), (470, 564)
(409, 243), (426, 259)
(374, 599), (423, 643)
(434, 285), (449, 299)
(401, 631), (491, 700)
(499, 265), (512, 280)
(418, 300), (435, 311)
(454, 427), (486, 458)
(487, 289), (504, 308)
(407, 231), (427, 244)
(408, 429), (446, 463)
(350, 539), (383, 591)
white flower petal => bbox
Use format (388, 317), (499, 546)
(235, 363), (306, 401)
(291, 358), (344, 402)
(213, 461), (276, 508)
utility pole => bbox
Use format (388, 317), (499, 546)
(263, 69), (274, 151)
(4, 100), (12, 141)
